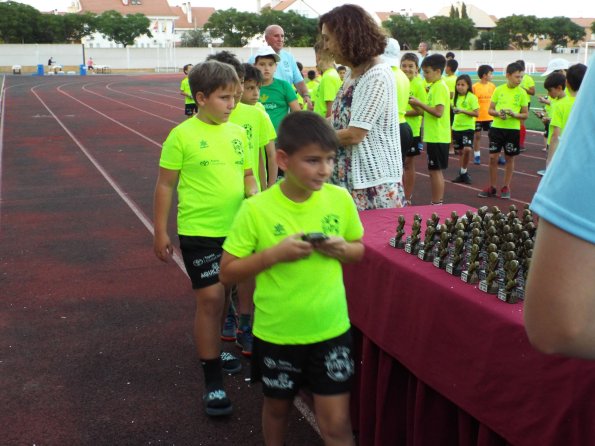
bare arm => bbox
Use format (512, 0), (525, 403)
(295, 80), (313, 111)
(524, 219), (595, 358)
(258, 150), (267, 191)
(455, 107), (479, 117)
(153, 167), (179, 262)
(336, 126), (369, 146)
(288, 99), (302, 113)
(409, 96), (444, 118)
(546, 126), (561, 166)
(265, 140), (278, 187)
(325, 101), (333, 118)
(313, 237), (364, 263)
(244, 169), (258, 197)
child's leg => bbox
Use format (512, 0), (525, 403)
(403, 156), (416, 203)
(262, 397), (293, 446)
(461, 146), (472, 170)
(313, 393), (355, 446)
(194, 283), (226, 359)
(473, 130), (482, 159)
(503, 154), (515, 188)
(489, 152), (499, 187)
(429, 170), (444, 204)
(236, 279), (255, 356)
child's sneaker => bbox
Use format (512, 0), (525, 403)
(236, 326), (253, 357)
(452, 172), (471, 184)
(498, 156), (506, 165)
(473, 155), (481, 165)
(500, 186), (511, 199)
(203, 387), (233, 417)
(221, 311), (237, 342)
(477, 186), (497, 198)
(220, 351), (242, 374)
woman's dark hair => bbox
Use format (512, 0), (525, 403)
(318, 4), (387, 67)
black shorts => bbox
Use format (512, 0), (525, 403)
(185, 103), (197, 116)
(452, 130), (475, 151)
(252, 329), (354, 399)
(488, 127), (520, 156)
(406, 136), (422, 157)
(426, 142), (449, 170)
(399, 122), (414, 161)
(475, 121), (492, 132)
(179, 235), (225, 289)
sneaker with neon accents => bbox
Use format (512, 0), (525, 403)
(500, 186), (511, 199)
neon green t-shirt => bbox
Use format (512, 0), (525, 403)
(392, 67), (410, 124)
(444, 74), (457, 101)
(521, 74), (535, 100)
(452, 92), (479, 131)
(180, 77), (194, 105)
(423, 79), (451, 143)
(159, 118), (249, 237)
(406, 76), (427, 137)
(259, 78), (298, 132)
(490, 84), (530, 130)
(230, 102), (274, 191)
(314, 68), (342, 117)
(549, 94), (575, 143)
(223, 183), (364, 344)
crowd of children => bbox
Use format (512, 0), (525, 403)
(158, 37), (587, 445)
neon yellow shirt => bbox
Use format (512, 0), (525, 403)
(406, 76), (427, 137)
(230, 103), (274, 191)
(444, 74), (457, 100)
(314, 68), (342, 117)
(223, 183), (364, 344)
(180, 77), (194, 105)
(423, 79), (451, 143)
(521, 74), (535, 99)
(452, 92), (479, 131)
(159, 118), (249, 237)
(549, 95), (575, 143)
(490, 84), (530, 130)
(392, 67), (410, 124)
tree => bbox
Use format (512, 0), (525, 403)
(203, 8), (261, 47)
(259, 9), (317, 46)
(461, 3), (469, 19)
(96, 10), (151, 47)
(494, 15), (540, 50)
(0, 1), (42, 43)
(180, 29), (210, 47)
(382, 15), (430, 51)
(474, 31), (509, 50)
(427, 16), (477, 50)
(539, 17), (585, 49)
(449, 5), (458, 19)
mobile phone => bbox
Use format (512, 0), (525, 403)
(301, 232), (329, 243)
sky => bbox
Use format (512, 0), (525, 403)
(12, 0), (595, 19)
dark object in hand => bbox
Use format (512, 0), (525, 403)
(302, 233), (329, 243)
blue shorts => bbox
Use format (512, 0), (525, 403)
(252, 329), (354, 399)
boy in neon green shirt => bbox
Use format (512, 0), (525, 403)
(313, 42), (342, 118)
(220, 111), (364, 446)
(547, 63), (587, 166)
(180, 63), (196, 116)
(409, 54), (451, 205)
(153, 61), (257, 417)
(477, 62), (529, 199)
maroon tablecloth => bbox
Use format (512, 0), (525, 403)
(344, 204), (595, 446)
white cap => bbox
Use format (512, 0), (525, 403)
(542, 58), (569, 76)
(382, 38), (401, 67)
(254, 45), (280, 63)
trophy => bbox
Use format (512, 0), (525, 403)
(433, 230), (451, 269)
(479, 251), (500, 294)
(405, 215), (422, 254)
(498, 259), (521, 303)
(418, 219), (437, 261)
(461, 243), (480, 284)
(389, 215), (407, 248)
(446, 237), (465, 276)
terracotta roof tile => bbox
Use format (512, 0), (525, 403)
(78, 0), (176, 16)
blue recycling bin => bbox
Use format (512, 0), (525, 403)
(79, 64), (86, 76)
(37, 64), (44, 76)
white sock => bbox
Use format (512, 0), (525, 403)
(474, 151), (480, 157)
(460, 168), (467, 174)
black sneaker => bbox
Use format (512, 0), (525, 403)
(203, 388), (233, 417)
(452, 173), (471, 184)
(220, 351), (242, 374)
(236, 326), (253, 357)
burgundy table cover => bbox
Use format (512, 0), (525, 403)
(344, 204), (595, 446)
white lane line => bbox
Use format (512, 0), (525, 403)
(104, 82), (183, 111)
(30, 83), (186, 273)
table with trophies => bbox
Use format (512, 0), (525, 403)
(343, 204), (595, 446)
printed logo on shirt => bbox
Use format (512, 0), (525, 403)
(199, 140), (208, 149)
(273, 223), (287, 236)
(260, 94), (269, 102)
(200, 160), (209, 166)
(321, 214), (340, 235)
(242, 124), (254, 142)
(232, 138), (243, 156)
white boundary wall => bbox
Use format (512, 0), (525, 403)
(0, 44), (591, 72)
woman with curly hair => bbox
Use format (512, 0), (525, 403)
(319, 4), (404, 210)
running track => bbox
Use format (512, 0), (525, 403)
(0, 74), (546, 445)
